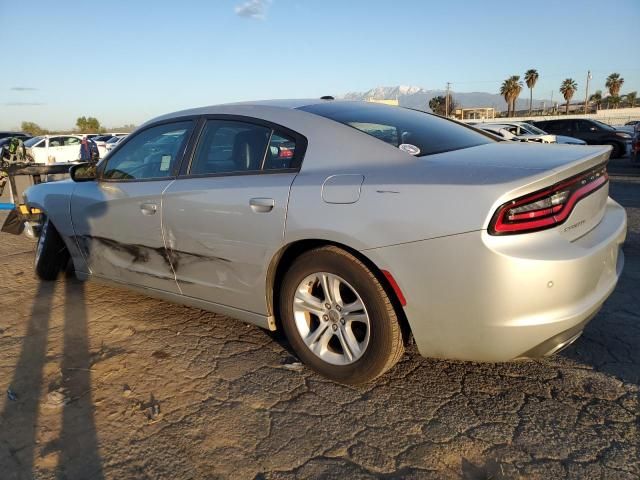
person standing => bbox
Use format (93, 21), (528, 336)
(79, 136), (100, 162)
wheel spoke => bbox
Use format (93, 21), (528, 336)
(337, 325), (360, 362)
(308, 324), (334, 355)
(320, 273), (342, 305)
(294, 289), (325, 317)
(344, 312), (367, 325)
(341, 298), (364, 314)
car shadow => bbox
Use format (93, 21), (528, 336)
(0, 277), (104, 479)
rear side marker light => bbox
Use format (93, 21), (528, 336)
(489, 163), (608, 235)
(382, 270), (407, 307)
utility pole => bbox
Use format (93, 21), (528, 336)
(445, 82), (451, 117)
(550, 90), (554, 114)
(584, 70), (592, 114)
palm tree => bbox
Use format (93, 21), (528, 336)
(605, 73), (624, 108)
(524, 69), (539, 115)
(500, 79), (512, 116)
(625, 91), (637, 107)
(609, 95), (621, 109)
(589, 90), (603, 110)
(500, 75), (523, 117)
(559, 78), (578, 114)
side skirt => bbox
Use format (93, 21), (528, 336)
(75, 271), (277, 331)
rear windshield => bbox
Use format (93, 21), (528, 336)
(298, 102), (493, 156)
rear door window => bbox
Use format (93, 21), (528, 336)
(298, 102), (493, 156)
(188, 120), (301, 175)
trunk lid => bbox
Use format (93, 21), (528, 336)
(424, 142), (612, 240)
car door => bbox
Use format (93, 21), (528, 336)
(574, 120), (600, 144)
(161, 117), (306, 315)
(30, 138), (48, 163)
(47, 136), (65, 163)
(70, 119), (196, 292)
(61, 136), (81, 162)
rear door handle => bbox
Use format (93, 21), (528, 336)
(249, 197), (274, 213)
(140, 202), (158, 215)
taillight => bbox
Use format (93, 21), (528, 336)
(489, 163), (608, 235)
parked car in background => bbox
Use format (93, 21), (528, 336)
(474, 124), (541, 142)
(93, 133), (129, 158)
(533, 119), (632, 158)
(0, 132), (31, 141)
(24, 135), (84, 164)
(92, 135), (115, 157)
(13, 100), (626, 384)
(501, 121), (587, 145)
(0, 135), (32, 150)
(104, 135), (127, 155)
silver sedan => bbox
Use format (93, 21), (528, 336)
(13, 100), (627, 384)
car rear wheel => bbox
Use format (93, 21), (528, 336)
(35, 217), (69, 281)
(605, 142), (623, 159)
(279, 246), (404, 384)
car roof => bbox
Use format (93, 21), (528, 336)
(145, 98), (358, 126)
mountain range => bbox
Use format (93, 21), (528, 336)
(342, 85), (544, 112)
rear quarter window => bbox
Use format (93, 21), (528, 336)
(298, 102), (493, 156)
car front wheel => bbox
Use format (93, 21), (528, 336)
(279, 246), (404, 384)
(34, 217), (69, 281)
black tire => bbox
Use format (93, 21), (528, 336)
(34, 217), (69, 281)
(605, 142), (623, 159)
(279, 246), (404, 384)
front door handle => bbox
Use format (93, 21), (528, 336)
(140, 202), (158, 215)
(249, 197), (274, 213)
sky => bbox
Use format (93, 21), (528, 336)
(1, 0), (638, 130)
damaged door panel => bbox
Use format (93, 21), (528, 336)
(162, 172), (296, 315)
(71, 180), (181, 292)
(69, 119), (196, 291)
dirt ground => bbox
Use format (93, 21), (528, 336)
(0, 178), (638, 480)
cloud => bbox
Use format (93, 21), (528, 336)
(4, 102), (45, 106)
(10, 87), (38, 91)
(235, 0), (270, 20)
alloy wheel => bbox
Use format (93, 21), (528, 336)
(292, 272), (370, 365)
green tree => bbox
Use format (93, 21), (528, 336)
(428, 94), (457, 116)
(605, 73), (624, 108)
(500, 75), (523, 117)
(589, 90), (603, 110)
(524, 69), (539, 115)
(560, 78), (578, 114)
(76, 116), (103, 133)
(20, 121), (49, 136)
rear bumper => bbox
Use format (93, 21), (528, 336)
(364, 197), (627, 362)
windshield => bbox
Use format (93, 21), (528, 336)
(24, 136), (44, 147)
(298, 102), (494, 157)
(593, 120), (615, 131)
(520, 123), (547, 135)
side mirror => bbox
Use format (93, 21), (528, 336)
(70, 162), (97, 182)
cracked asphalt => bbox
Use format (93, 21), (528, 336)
(0, 175), (638, 479)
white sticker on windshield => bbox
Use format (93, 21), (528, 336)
(160, 155), (172, 171)
(399, 143), (420, 156)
